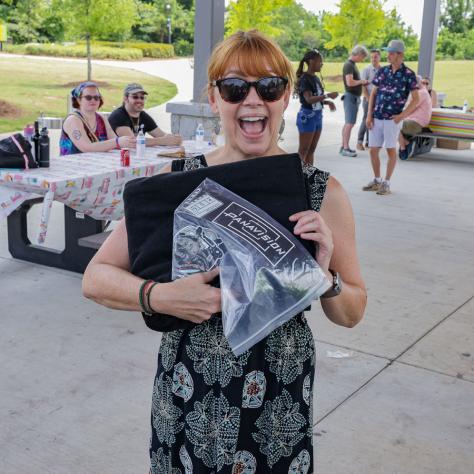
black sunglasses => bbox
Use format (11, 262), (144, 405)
(211, 76), (288, 103)
(82, 95), (101, 101)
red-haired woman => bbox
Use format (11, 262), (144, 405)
(83, 31), (366, 473)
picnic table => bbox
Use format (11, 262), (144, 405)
(0, 142), (214, 272)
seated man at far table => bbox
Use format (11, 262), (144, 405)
(108, 83), (182, 146)
(398, 75), (433, 159)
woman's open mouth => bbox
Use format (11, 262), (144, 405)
(238, 116), (268, 137)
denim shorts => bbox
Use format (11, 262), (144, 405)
(296, 108), (323, 133)
(342, 92), (361, 124)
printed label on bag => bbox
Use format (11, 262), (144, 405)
(173, 225), (226, 276)
(183, 193), (223, 218)
(213, 202), (294, 266)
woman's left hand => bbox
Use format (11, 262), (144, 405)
(289, 210), (334, 273)
(327, 101), (336, 112)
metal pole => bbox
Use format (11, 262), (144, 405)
(418, 0), (441, 81)
(168, 17), (172, 44)
(193, 0), (225, 103)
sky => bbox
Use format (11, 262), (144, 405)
(297, 0), (425, 37)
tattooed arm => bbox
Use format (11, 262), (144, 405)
(63, 115), (136, 153)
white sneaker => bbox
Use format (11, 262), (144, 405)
(341, 148), (357, 157)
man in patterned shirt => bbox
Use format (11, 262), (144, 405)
(363, 40), (420, 195)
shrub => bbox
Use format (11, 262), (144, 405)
(22, 43), (143, 60)
(78, 40), (174, 58)
(174, 39), (194, 57)
(4, 44), (27, 54)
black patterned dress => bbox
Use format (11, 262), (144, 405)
(149, 155), (330, 474)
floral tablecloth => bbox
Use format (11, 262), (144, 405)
(0, 147), (184, 243)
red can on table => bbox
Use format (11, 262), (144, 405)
(120, 149), (130, 167)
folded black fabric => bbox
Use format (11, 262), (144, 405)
(124, 153), (313, 332)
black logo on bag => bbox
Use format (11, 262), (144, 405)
(213, 202), (294, 266)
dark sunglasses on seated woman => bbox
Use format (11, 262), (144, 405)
(81, 95), (101, 101)
(211, 76), (288, 103)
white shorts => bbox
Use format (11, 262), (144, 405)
(368, 118), (401, 149)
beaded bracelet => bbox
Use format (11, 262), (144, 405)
(139, 279), (154, 315)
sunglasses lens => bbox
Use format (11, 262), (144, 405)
(216, 77), (287, 103)
(218, 78), (249, 103)
(256, 77), (287, 101)
(83, 95), (100, 101)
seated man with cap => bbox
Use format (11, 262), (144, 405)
(108, 83), (182, 146)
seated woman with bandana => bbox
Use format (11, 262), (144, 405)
(60, 82), (136, 156)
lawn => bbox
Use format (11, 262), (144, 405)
(0, 56), (177, 133)
(307, 60), (474, 107)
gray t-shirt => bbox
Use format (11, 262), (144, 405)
(361, 64), (380, 97)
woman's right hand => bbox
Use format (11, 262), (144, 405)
(366, 116), (373, 130)
(118, 135), (136, 149)
(149, 268), (221, 324)
(327, 91), (339, 99)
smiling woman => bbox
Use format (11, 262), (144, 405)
(82, 29), (367, 474)
(59, 81), (136, 155)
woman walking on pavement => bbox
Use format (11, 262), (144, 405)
(295, 49), (338, 165)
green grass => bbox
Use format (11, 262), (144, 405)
(303, 60), (474, 106)
(0, 56), (177, 133)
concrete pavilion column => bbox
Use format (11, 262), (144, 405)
(417, 0), (441, 82)
(166, 0), (225, 141)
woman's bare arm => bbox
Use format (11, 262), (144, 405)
(318, 177), (367, 327)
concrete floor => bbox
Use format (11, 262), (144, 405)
(1, 56), (473, 473)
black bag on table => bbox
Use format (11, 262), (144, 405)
(0, 133), (37, 169)
(123, 153), (314, 332)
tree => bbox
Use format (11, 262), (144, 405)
(271, 2), (325, 60)
(62, 0), (138, 80)
(133, 0), (192, 45)
(226, 0), (292, 37)
(323, 0), (386, 52)
(440, 0), (474, 34)
(377, 8), (419, 60)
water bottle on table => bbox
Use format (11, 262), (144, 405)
(39, 127), (50, 168)
(462, 99), (469, 113)
(195, 122), (205, 150)
(136, 124), (146, 159)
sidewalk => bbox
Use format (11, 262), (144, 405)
(1, 58), (473, 473)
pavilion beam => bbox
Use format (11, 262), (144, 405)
(193, 0), (225, 103)
(418, 0), (441, 81)
(166, 0), (225, 141)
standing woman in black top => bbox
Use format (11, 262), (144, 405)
(295, 50), (338, 165)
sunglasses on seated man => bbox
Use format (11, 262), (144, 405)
(211, 76), (288, 103)
(130, 94), (147, 100)
(82, 95), (101, 101)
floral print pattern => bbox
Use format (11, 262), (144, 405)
(172, 362), (194, 402)
(187, 317), (250, 387)
(242, 371), (266, 409)
(288, 449), (311, 474)
(265, 317), (315, 384)
(186, 390), (240, 470)
(152, 373), (184, 446)
(150, 156), (330, 473)
(232, 450), (257, 473)
(252, 389), (306, 468)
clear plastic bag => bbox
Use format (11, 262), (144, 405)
(172, 178), (330, 355)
